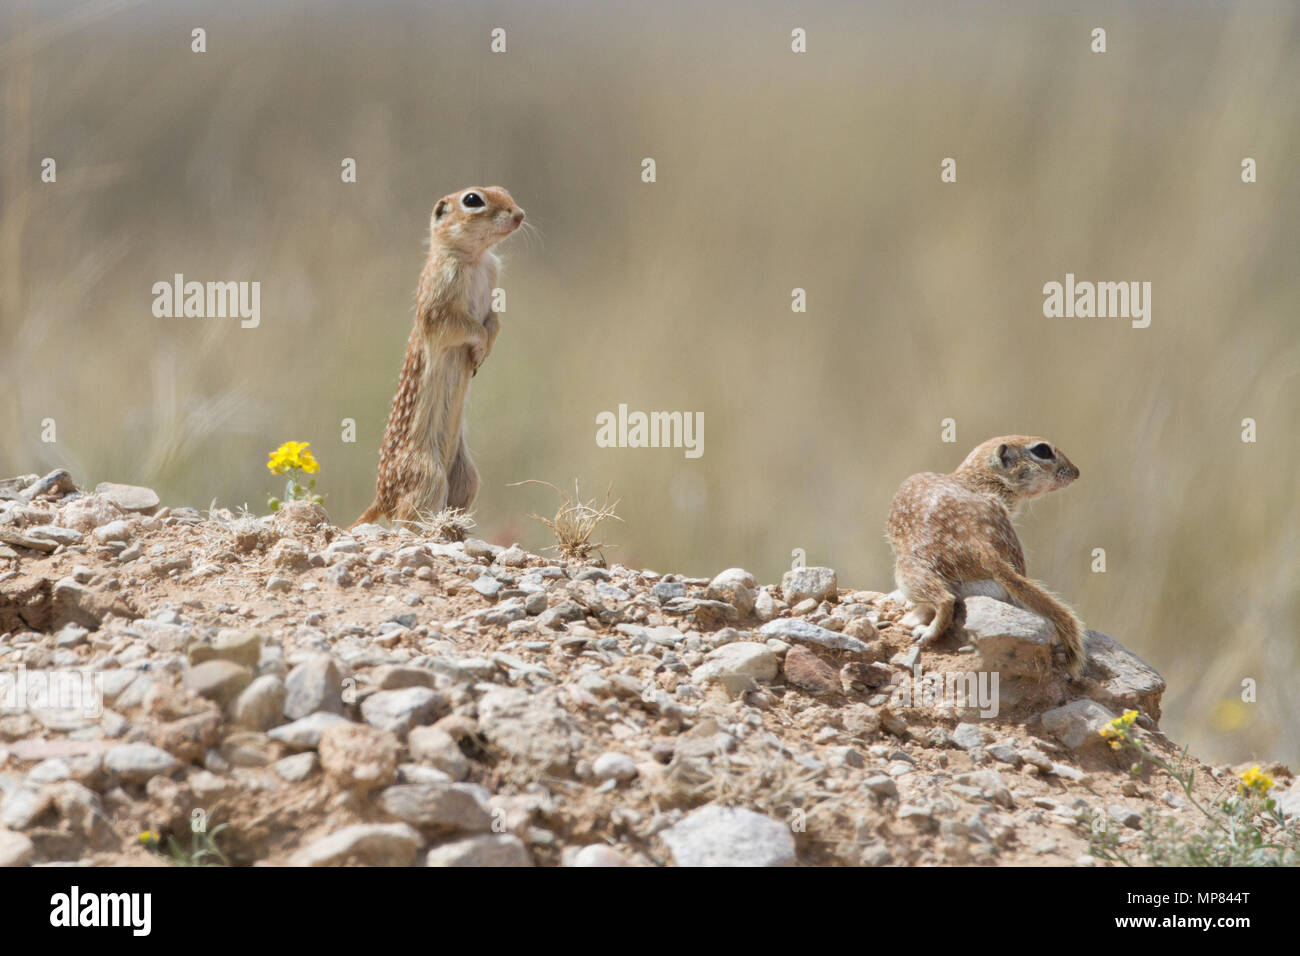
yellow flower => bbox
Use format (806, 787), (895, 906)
(1239, 766), (1274, 794)
(267, 440), (316, 475)
(1100, 709), (1139, 741)
(138, 830), (160, 844)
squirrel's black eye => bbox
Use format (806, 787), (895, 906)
(1030, 443), (1053, 459)
(461, 192), (485, 208)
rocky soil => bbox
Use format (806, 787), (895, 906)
(0, 468), (1294, 867)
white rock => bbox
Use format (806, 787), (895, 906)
(378, 783), (493, 832)
(425, 833), (533, 867)
(660, 805), (796, 867)
(396, 546), (433, 569)
(592, 752), (638, 783)
(273, 752), (319, 783)
(759, 618), (871, 654)
(1274, 781), (1300, 821)
(288, 823), (424, 867)
(268, 712), (352, 750)
(407, 726), (469, 780)
(283, 655), (344, 720)
(705, 568), (758, 615)
(0, 829), (34, 867)
(951, 723), (986, 750)
(476, 686), (581, 772)
(690, 642), (778, 684)
(782, 566), (837, 605)
(572, 844), (631, 867)
(231, 675), (287, 731)
(94, 482), (160, 513)
(26, 525), (83, 546)
(1076, 629), (1167, 719)
(92, 520), (132, 543)
(0, 788), (52, 830)
(104, 743), (179, 784)
(1041, 699), (1118, 752)
(963, 596), (1054, 675)
(471, 576), (501, 598)
(58, 494), (126, 533)
(360, 686), (447, 737)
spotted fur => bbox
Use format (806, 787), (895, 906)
(885, 435), (1085, 675)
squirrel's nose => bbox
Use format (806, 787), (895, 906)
(512, 209), (525, 224)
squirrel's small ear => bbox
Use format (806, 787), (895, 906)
(434, 199), (448, 220)
(994, 443), (1015, 469)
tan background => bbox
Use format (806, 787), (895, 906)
(2, 0), (1297, 764)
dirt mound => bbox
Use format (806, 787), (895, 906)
(0, 472), (1290, 866)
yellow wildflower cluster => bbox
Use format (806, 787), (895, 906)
(267, 441), (319, 476)
(1099, 709), (1140, 750)
(1238, 765), (1275, 794)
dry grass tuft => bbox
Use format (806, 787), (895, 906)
(510, 480), (621, 563)
(409, 506), (477, 542)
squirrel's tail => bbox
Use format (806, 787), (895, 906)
(349, 501), (384, 532)
(991, 564), (1085, 676)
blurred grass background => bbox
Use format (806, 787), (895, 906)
(1, 0), (1297, 765)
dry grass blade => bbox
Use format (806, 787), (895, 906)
(407, 506), (477, 542)
(509, 479), (621, 563)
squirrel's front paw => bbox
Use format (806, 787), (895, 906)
(467, 336), (488, 371)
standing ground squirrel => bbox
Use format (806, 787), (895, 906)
(885, 436), (1085, 675)
(351, 186), (525, 530)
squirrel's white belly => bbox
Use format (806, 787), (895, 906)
(465, 254), (497, 325)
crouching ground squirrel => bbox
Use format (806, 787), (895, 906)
(885, 436), (1086, 675)
(351, 186), (525, 530)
